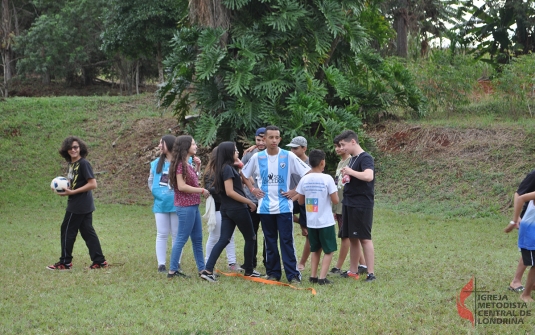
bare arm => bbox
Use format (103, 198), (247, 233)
(177, 173), (209, 197)
(330, 191), (339, 205)
(342, 167), (374, 182)
(297, 194), (305, 205)
(59, 178), (97, 196)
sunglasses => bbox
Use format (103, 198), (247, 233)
(69, 146), (80, 151)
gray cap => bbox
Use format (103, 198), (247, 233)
(286, 136), (307, 147)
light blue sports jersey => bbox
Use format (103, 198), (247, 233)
(242, 148), (310, 214)
(519, 201), (535, 250)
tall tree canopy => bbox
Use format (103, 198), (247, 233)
(457, 0), (535, 66)
(159, 0), (426, 147)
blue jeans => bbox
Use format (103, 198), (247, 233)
(205, 208), (256, 273)
(260, 213), (301, 281)
(169, 205), (205, 272)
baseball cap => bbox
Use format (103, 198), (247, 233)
(255, 127), (266, 137)
(286, 136), (307, 147)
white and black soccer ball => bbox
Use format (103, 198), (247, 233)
(50, 176), (70, 193)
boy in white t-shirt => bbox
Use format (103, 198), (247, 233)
(296, 149), (339, 285)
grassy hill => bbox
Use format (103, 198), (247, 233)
(1, 94), (534, 334)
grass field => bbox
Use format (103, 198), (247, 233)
(1, 95), (533, 334)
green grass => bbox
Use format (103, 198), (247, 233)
(1, 94), (533, 333)
(1, 204), (530, 334)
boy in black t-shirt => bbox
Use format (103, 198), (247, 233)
(47, 136), (107, 270)
(338, 130), (376, 282)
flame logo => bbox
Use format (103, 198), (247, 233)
(456, 277), (474, 325)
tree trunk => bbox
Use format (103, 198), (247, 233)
(394, 1), (408, 58)
(2, 0), (12, 96)
(157, 42), (164, 83)
(135, 60), (139, 95)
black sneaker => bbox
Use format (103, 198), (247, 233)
(309, 277), (318, 284)
(365, 273), (376, 282)
(158, 265), (166, 273)
(289, 277), (302, 285)
(200, 270), (217, 283)
(167, 270), (189, 278)
(318, 278), (333, 285)
(89, 261), (108, 269)
(358, 265), (368, 275)
(264, 275), (280, 281)
(329, 267), (341, 274)
(46, 262), (72, 270)
(244, 270), (261, 278)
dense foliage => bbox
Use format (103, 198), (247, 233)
(158, 0), (426, 149)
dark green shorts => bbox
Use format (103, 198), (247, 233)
(308, 225), (337, 254)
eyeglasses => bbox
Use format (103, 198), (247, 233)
(69, 146), (80, 151)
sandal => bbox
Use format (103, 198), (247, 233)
(508, 285), (524, 293)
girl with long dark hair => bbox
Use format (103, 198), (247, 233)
(200, 141), (259, 282)
(167, 135), (209, 278)
(148, 135), (178, 273)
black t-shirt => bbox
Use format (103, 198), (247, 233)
(342, 152), (375, 208)
(219, 164), (247, 210)
(517, 169), (535, 217)
(66, 158), (96, 214)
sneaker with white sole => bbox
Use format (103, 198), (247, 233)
(200, 270), (217, 283)
(358, 265), (368, 275)
(244, 270), (261, 278)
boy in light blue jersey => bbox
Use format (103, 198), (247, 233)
(241, 125), (310, 283)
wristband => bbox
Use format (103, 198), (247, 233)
(509, 221), (516, 225)
(251, 188), (256, 193)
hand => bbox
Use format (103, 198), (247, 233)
(281, 189), (297, 199)
(248, 201), (257, 212)
(252, 188), (265, 199)
(300, 226), (308, 236)
(201, 188), (210, 199)
(341, 166), (354, 177)
(193, 156), (201, 172)
(243, 145), (257, 155)
(57, 188), (74, 196)
(504, 220), (520, 233)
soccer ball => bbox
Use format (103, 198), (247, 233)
(50, 176), (70, 193)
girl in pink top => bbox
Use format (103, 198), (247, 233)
(167, 135), (210, 278)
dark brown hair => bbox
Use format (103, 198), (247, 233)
(59, 136), (88, 162)
(156, 135), (176, 174)
(169, 135), (193, 190)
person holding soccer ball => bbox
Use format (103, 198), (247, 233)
(47, 136), (108, 270)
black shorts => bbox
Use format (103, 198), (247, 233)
(341, 205), (373, 240)
(521, 248), (535, 266)
(308, 225), (337, 254)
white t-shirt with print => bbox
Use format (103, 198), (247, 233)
(296, 173), (337, 228)
(242, 148), (310, 214)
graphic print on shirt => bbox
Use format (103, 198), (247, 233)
(257, 151), (290, 214)
(306, 198), (319, 212)
(68, 162), (79, 189)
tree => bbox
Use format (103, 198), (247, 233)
(159, 0), (425, 149)
(457, 0), (535, 66)
(101, 0), (188, 92)
(1, 0), (36, 96)
(385, 0), (461, 58)
(15, 0), (108, 85)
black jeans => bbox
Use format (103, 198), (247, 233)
(248, 209), (266, 268)
(206, 208), (256, 273)
(59, 211), (106, 264)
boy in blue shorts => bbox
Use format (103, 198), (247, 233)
(296, 150), (339, 285)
